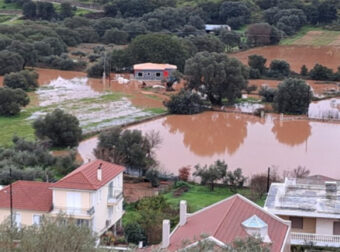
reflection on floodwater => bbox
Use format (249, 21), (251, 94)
(127, 111), (340, 178)
(272, 120), (311, 146)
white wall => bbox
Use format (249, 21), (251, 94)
(316, 218), (334, 235)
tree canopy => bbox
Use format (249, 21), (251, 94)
(0, 88), (29, 116)
(273, 78), (312, 114)
(185, 51), (248, 105)
(33, 109), (82, 148)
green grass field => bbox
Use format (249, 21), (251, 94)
(0, 14), (14, 23)
(280, 26), (340, 46)
(163, 183), (265, 212)
(0, 0), (20, 10)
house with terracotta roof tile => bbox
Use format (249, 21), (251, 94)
(0, 160), (125, 236)
(133, 63), (177, 81)
(265, 177), (340, 249)
(158, 194), (291, 252)
(0, 181), (53, 227)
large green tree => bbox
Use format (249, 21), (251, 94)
(185, 51), (248, 105)
(273, 78), (312, 114)
(0, 88), (29, 116)
(0, 50), (24, 75)
(4, 70), (39, 91)
(94, 127), (160, 175)
(33, 109), (82, 148)
(128, 33), (189, 71)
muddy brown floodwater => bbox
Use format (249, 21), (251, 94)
(231, 45), (340, 72)
(125, 111), (340, 179)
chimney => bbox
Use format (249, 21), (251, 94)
(325, 181), (337, 199)
(179, 200), (187, 226)
(97, 163), (102, 181)
(161, 219), (170, 249)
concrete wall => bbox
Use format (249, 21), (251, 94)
(316, 218), (336, 235)
(280, 216), (316, 233)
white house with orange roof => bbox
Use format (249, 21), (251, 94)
(0, 160), (125, 236)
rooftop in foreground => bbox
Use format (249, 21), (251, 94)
(265, 177), (340, 218)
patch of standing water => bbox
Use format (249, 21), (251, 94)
(28, 77), (152, 133)
(308, 98), (340, 120)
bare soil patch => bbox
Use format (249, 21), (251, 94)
(231, 45), (340, 72)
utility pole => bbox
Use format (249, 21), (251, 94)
(9, 167), (13, 227)
(103, 51), (106, 80)
(266, 167), (270, 193)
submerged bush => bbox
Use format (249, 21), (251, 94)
(4, 70), (39, 91)
(0, 88), (29, 116)
(165, 89), (205, 114)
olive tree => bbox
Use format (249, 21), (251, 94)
(0, 88), (29, 116)
(0, 50), (24, 75)
(94, 127), (161, 175)
(193, 160), (227, 191)
(165, 89), (205, 114)
(4, 70), (39, 91)
(273, 78), (312, 114)
(185, 51), (248, 105)
(33, 109), (82, 147)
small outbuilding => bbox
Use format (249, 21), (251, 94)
(133, 63), (177, 81)
(205, 24), (231, 33)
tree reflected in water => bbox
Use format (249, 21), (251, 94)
(272, 119), (311, 146)
(163, 112), (249, 156)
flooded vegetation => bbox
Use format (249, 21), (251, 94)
(231, 45), (340, 72)
(29, 76), (153, 133)
(308, 98), (340, 120)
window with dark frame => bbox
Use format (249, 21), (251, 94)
(333, 221), (340, 235)
(156, 72), (161, 77)
(138, 72), (143, 77)
(290, 217), (303, 229)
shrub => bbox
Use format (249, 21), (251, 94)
(258, 86), (277, 102)
(145, 169), (160, 187)
(193, 160), (227, 191)
(124, 223), (147, 245)
(300, 65), (308, 76)
(178, 166), (191, 181)
(268, 60), (290, 79)
(273, 78), (312, 114)
(33, 109), (82, 147)
(309, 64), (334, 80)
(165, 89), (205, 114)
(4, 70), (39, 91)
(0, 88), (29, 116)
(225, 168), (246, 192)
(248, 55), (267, 75)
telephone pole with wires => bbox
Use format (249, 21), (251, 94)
(9, 167), (13, 227)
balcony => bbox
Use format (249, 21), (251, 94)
(51, 206), (95, 219)
(291, 232), (340, 248)
(107, 191), (123, 206)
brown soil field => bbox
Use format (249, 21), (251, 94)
(249, 79), (339, 96)
(231, 45), (340, 72)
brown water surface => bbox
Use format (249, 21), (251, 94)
(127, 111), (340, 178)
(231, 45), (340, 72)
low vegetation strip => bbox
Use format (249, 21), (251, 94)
(280, 26), (340, 46)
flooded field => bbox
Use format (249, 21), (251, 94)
(231, 45), (340, 72)
(308, 98), (340, 120)
(78, 110), (340, 179)
(128, 112), (340, 178)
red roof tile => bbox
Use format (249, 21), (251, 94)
(168, 194), (289, 252)
(0, 181), (52, 212)
(52, 160), (125, 190)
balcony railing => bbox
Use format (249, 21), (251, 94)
(291, 232), (340, 247)
(52, 206), (95, 217)
(107, 191), (123, 205)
